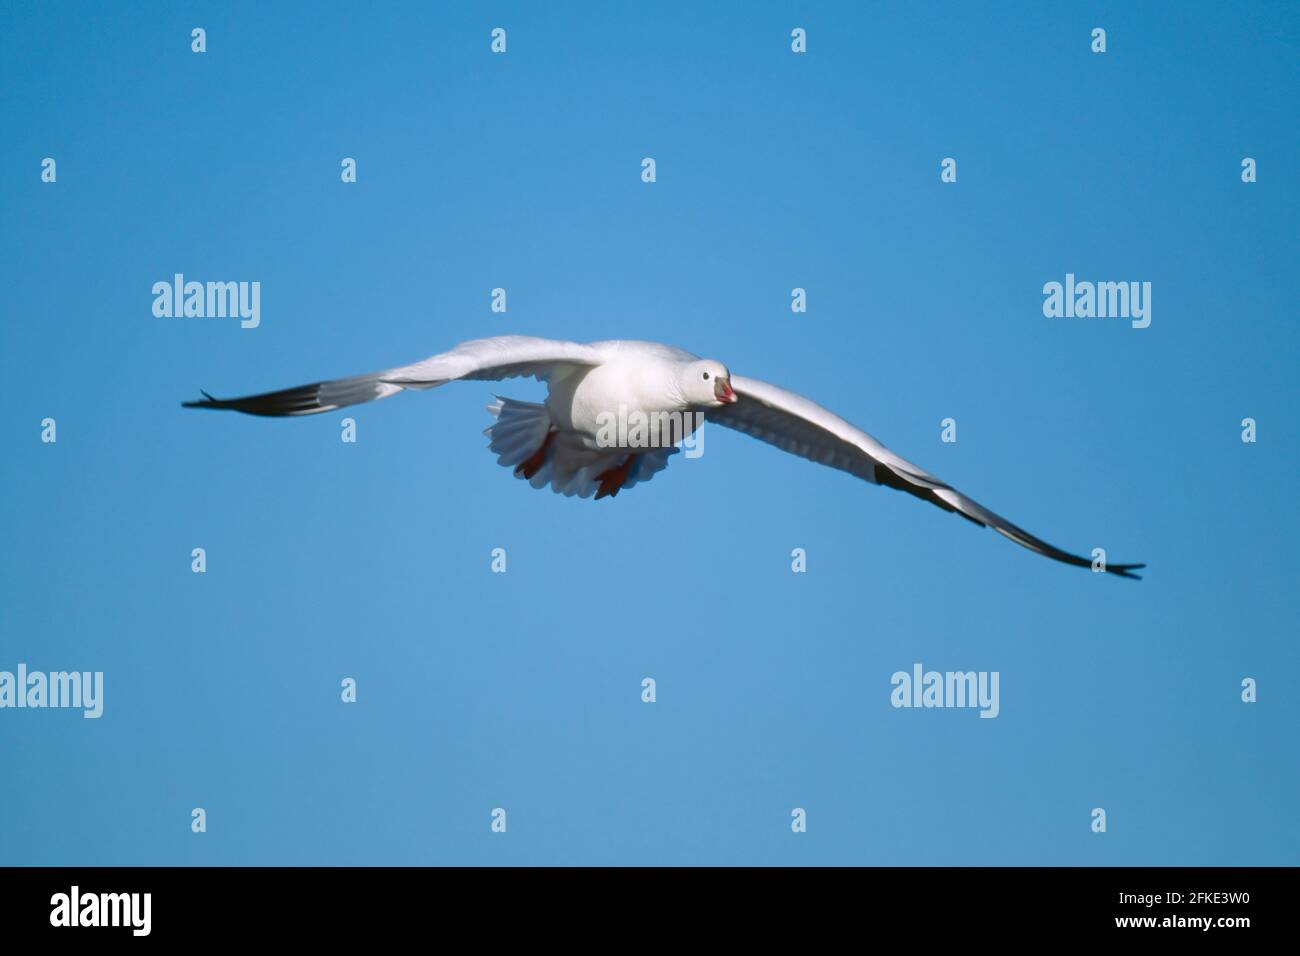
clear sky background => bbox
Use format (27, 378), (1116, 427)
(1, 1), (1296, 865)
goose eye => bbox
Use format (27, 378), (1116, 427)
(702, 372), (710, 380)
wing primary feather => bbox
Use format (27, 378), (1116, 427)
(713, 374), (1144, 578)
(183, 336), (604, 417)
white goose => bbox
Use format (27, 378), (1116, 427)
(184, 335), (1144, 578)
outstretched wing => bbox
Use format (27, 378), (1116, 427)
(181, 336), (603, 417)
(708, 374), (1145, 578)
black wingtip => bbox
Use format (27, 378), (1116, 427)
(1107, 562), (1146, 580)
(181, 390), (220, 410)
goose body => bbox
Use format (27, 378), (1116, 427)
(184, 335), (1145, 578)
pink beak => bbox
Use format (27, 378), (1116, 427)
(715, 378), (738, 403)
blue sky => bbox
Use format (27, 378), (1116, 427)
(1, 1), (1296, 865)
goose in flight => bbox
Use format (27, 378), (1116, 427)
(183, 335), (1144, 578)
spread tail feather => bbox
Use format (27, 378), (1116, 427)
(485, 396), (679, 498)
